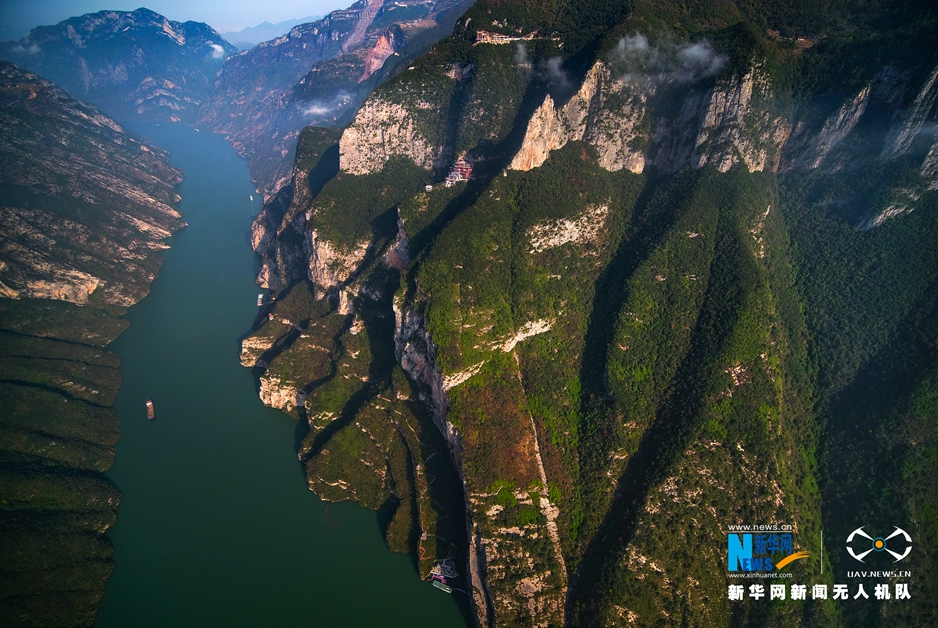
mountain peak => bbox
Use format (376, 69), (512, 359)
(0, 8), (237, 122)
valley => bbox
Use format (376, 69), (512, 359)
(1, 0), (937, 626)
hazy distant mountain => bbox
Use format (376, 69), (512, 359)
(222, 16), (322, 50)
(0, 8), (237, 123)
(201, 0), (473, 199)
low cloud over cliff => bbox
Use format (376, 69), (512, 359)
(611, 33), (726, 85)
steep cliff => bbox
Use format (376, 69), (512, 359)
(0, 61), (184, 627)
(243, 1), (938, 626)
(0, 61), (184, 307)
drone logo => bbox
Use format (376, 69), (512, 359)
(846, 527), (911, 563)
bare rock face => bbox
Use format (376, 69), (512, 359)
(360, 28), (402, 83)
(340, 98), (444, 175)
(809, 85), (871, 167)
(690, 68), (791, 173)
(509, 94), (568, 171)
(778, 61), (938, 226)
(394, 299), (459, 451)
(510, 62), (647, 174)
(783, 85), (871, 170)
(646, 66), (788, 173)
(240, 335), (278, 368)
(252, 167), (314, 291)
(259, 375), (302, 414)
(883, 65), (938, 160)
(308, 231), (371, 291)
(509, 60), (790, 177)
(527, 204), (609, 254)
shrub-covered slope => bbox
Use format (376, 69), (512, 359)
(243, 1), (938, 626)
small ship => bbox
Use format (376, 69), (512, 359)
(146, 400), (155, 420)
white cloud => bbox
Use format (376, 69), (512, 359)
(10, 42), (40, 55)
(208, 43), (225, 59)
(302, 89), (351, 119)
(611, 33), (726, 85)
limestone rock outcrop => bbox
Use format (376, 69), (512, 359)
(340, 98), (445, 175)
(509, 62), (647, 173)
(510, 61), (790, 177)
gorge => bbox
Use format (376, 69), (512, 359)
(2, 0), (938, 627)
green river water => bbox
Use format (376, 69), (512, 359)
(96, 124), (468, 627)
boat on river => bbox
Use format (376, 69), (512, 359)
(432, 580), (452, 593)
(257, 294), (264, 306)
(146, 400), (155, 420)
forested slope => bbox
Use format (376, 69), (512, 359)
(242, 1), (938, 625)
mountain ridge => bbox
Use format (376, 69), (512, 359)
(0, 8), (237, 123)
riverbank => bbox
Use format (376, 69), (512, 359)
(96, 123), (467, 627)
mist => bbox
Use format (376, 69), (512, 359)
(302, 89), (351, 119)
(610, 33), (726, 85)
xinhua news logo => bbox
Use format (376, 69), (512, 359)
(727, 525), (810, 574)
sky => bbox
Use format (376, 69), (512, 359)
(0, 0), (352, 37)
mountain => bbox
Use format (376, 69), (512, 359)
(0, 4), (476, 200)
(242, 0), (938, 626)
(0, 25), (27, 42)
(222, 16), (322, 50)
(0, 60), (184, 627)
(0, 8), (237, 123)
(200, 0), (475, 200)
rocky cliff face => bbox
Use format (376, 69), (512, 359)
(0, 9), (235, 123)
(510, 60), (790, 177)
(0, 61), (185, 627)
(360, 28), (403, 83)
(340, 99), (446, 174)
(510, 62), (646, 173)
(780, 59), (938, 227)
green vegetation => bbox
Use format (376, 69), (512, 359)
(311, 157), (429, 249)
(252, 0), (938, 624)
(245, 145), (472, 575)
(0, 302), (125, 628)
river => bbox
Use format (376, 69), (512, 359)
(96, 124), (468, 627)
